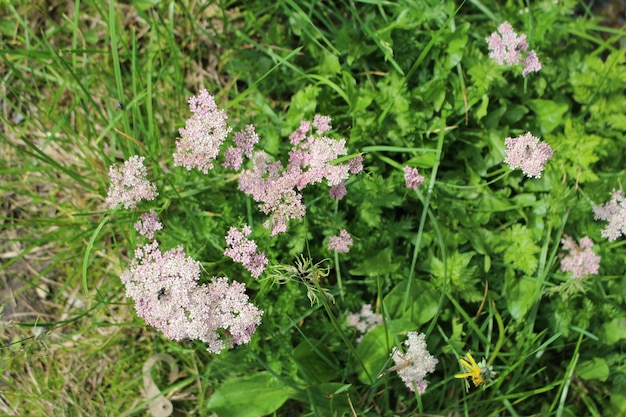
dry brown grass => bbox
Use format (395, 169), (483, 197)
(1, 0), (266, 415)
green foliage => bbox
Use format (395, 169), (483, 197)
(550, 119), (603, 183)
(426, 251), (483, 302)
(2, 0), (626, 416)
(497, 224), (541, 276)
(207, 373), (294, 417)
(351, 173), (403, 228)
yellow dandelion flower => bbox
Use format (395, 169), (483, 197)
(454, 352), (496, 389)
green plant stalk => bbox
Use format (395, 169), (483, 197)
(402, 111), (447, 313)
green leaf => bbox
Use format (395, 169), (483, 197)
(474, 94), (490, 121)
(497, 224), (540, 275)
(353, 174), (403, 228)
(445, 22), (468, 69)
(383, 279), (439, 324)
(293, 341), (340, 384)
(611, 383), (626, 414)
(549, 119), (602, 183)
(287, 383), (352, 412)
(605, 113), (626, 131)
(577, 358), (609, 382)
(600, 318), (626, 345)
(207, 373), (293, 417)
(349, 248), (401, 276)
(504, 269), (536, 321)
(502, 104), (529, 124)
(132, 0), (162, 12)
(425, 251), (482, 302)
(283, 85), (321, 133)
(354, 319), (414, 384)
(319, 51), (341, 75)
(528, 99), (568, 133)
(416, 78), (446, 112)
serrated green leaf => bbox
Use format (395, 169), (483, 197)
(499, 224), (540, 275)
(426, 251), (482, 302)
(549, 119), (602, 183)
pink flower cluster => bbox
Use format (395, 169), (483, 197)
(224, 225), (269, 278)
(173, 90), (232, 174)
(237, 116), (362, 235)
(391, 332), (438, 394)
(121, 242), (263, 354)
(503, 132), (553, 178)
(347, 304), (382, 343)
(486, 21), (542, 77)
(223, 125), (259, 170)
(105, 155), (158, 209)
(594, 189), (626, 241)
(403, 166), (425, 190)
(559, 235), (601, 279)
(328, 229), (353, 253)
(134, 210), (163, 239)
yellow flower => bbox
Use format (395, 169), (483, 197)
(454, 352), (496, 389)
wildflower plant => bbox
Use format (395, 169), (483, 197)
(347, 304), (382, 343)
(105, 156), (158, 209)
(594, 189), (626, 241)
(387, 332), (438, 394)
(548, 235), (602, 298)
(486, 21), (542, 77)
(559, 235), (601, 279)
(268, 255), (333, 305)
(328, 229), (353, 253)
(503, 131), (553, 178)
(173, 89), (232, 174)
(454, 352), (497, 391)
(4, 1), (626, 416)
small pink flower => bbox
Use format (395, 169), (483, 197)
(403, 166), (425, 190)
(486, 21), (541, 77)
(223, 125), (259, 170)
(238, 116), (359, 235)
(347, 304), (382, 343)
(313, 115), (332, 134)
(522, 50), (542, 77)
(503, 132), (553, 178)
(328, 229), (353, 253)
(224, 225), (269, 278)
(594, 190), (626, 241)
(134, 210), (163, 239)
(390, 332), (438, 394)
(329, 182), (347, 200)
(349, 155), (364, 174)
(289, 120), (311, 145)
(173, 90), (232, 174)
(121, 242), (262, 354)
(559, 235), (601, 278)
(105, 156), (158, 209)
(486, 21), (527, 66)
